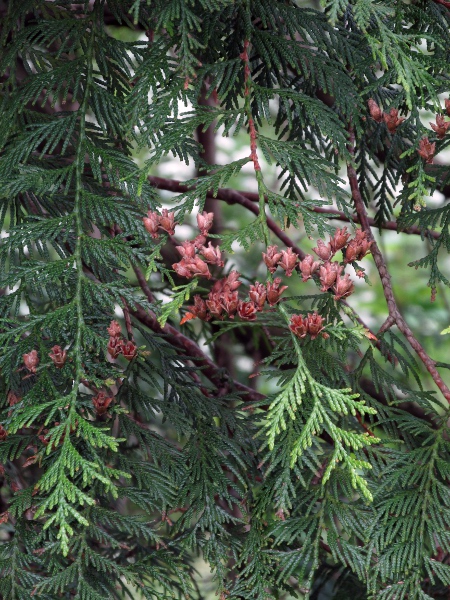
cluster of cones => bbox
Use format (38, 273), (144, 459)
(22, 346), (68, 375)
(181, 272), (287, 324)
(368, 97), (450, 164)
(106, 320), (137, 361)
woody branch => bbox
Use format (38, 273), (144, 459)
(347, 127), (450, 404)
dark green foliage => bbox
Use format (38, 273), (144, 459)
(1, 1), (450, 599)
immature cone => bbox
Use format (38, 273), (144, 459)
(237, 301), (257, 321)
(212, 271), (242, 295)
(108, 336), (124, 359)
(92, 391), (114, 416)
(383, 108), (405, 134)
(430, 114), (450, 139)
(223, 270), (242, 291)
(299, 254), (320, 282)
(368, 99), (383, 123)
(23, 350), (39, 374)
(249, 282), (267, 311)
(221, 290), (239, 318)
(159, 209), (177, 235)
(344, 230), (372, 263)
(176, 241), (196, 260)
(122, 340), (137, 361)
(49, 345), (67, 368)
(173, 257), (211, 279)
(172, 259), (194, 278)
(197, 211), (214, 235)
(0, 425), (7, 442)
(206, 292), (224, 319)
(7, 391), (20, 407)
(417, 137), (436, 164)
(200, 242), (224, 267)
(143, 211), (160, 238)
(180, 295), (210, 324)
(306, 313), (326, 339)
(266, 278), (288, 306)
(289, 314), (308, 338)
(193, 234), (207, 249)
(330, 227), (351, 253)
(333, 273), (355, 300)
(107, 320), (122, 337)
(262, 245), (282, 273)
(312, 239), (332, 261)
(278, 248), (298, 277)
(319, 262), (342, 291)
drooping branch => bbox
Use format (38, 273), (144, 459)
(148, 175), (440, 240)
(347, 128), (450, 404)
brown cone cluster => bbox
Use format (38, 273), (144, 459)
(307, 227), (372, 300)
(172, 212), (223, 280)
(369, 98), (450, 163)
(289, 313), (328, 340)
(106, 320), (137, 361)
(143, 208), (177, 238)
(180, 271), (288, 325)
(368, 99), (405, 134)
(262, 246), (298, 276)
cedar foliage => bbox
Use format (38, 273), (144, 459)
(0, 1), (450, 599)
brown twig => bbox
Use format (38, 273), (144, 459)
(347, 127), (450, 404)
(148, 176), (440, 240)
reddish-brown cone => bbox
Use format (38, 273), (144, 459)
(312, 239), (332, 261)
(107, 320), (122, 338)
(143, 211), (160, 238)
(180, 295), (210, 325)
(159, 209), (177, 235)
(330, 227), (351, 253)
(306, 313), (326, 340)
(221, 290), (239, 318)
(368, 99), (383, 123)
(446, 99), (450, 117)
(0, 425), (7, 441)
(200, 242), (224, 267)
(262, 246), (282, 273)
(49, 345), (67, 369)
(7, 391), (20, 407)
(122, 341), (137, 361)
(430, 114), (450, 139)
(383, 108), (405, 134)
(319, 262), (342, 291)
(289, 315), (308, 338)
(237, 301), (258, 321)
(278, 248), (298, 277)
(249, 282), (267, 311)
(417, 137), (436, 164)
(23, 350), (39, 374)
(266, 278), (288, 306)
(299, 254), (320, 282)
(333, 273), (355, 300)
(197, 211), (214, 235)
(92, 392), (114, 416)
(107, 336), (124, 359)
